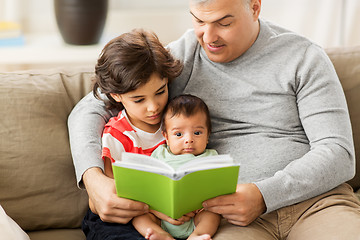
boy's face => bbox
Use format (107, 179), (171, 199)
(110, 73), (168, 133)
(163, 111), (209, 156)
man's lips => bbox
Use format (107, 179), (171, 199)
(206, 43), (225, 52)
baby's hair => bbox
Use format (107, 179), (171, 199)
(162, 94), (212, 134)
(93, 28), (183, 110)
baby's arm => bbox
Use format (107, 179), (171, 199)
(190, 210), (221, 238)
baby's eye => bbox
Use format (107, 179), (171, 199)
(194, 131), (202, 136)
(175, 132), (182, 137)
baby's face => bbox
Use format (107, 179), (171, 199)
(163, 112), (209, 156)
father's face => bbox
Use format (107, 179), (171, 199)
(189, 0), (261, 63)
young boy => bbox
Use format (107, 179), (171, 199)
(82, 29), (184, 240)
(132, 94), (221, 240)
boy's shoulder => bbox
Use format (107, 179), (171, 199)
(105, 110), (133, 133)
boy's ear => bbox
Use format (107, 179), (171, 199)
(110, 93), (122, 102)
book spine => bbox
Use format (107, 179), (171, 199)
(169, 180), (176, 219)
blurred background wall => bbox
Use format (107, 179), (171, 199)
(0, 0), (359, 71)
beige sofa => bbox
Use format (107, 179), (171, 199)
(0, 46), (359, 239)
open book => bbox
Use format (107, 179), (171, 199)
(112, 152), (240, 219)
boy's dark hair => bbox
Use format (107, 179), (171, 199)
(93, 29), (183, 110)
(162, 94), (212, 134)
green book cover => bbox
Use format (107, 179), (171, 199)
(112, 152), (240, 219)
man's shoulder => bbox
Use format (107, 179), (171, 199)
(261, 18), (319, 49)
(168, 29), (197, 46)
(258, 18), (324, 59)
(167, 29), (199, 60)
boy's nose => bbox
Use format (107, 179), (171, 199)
(147, 101), (159, 112)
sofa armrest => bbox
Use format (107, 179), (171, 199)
(326, 46), (360, 191)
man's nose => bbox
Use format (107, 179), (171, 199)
(203, 24), (218, 44)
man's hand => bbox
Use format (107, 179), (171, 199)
(83, 167), (149, 224)
(202, 183), (266, 226)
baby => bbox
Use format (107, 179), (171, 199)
(132, 94), (221, 240)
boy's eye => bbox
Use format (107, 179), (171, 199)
(156, 90), (165, 95)
(175, 132), (182, 137)
(134, 99), (144, 103)
(194, 131), (202, 136)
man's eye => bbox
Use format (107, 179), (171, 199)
(195, 19), (204, 25)
(175, 132), (182, 137)
(219, 22), (231, 27)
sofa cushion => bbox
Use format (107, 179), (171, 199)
(27, 228), (85, 240)
(326, 46), (360, 191)
(0, 67), (93, 231)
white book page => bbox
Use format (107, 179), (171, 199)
(170, 154), (238, 180)
(176, 154), (234, 172)
(114, 161), (176, 177)
(114, 153), (238, 180)
(113, 152), (175, 173)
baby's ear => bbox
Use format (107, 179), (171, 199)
(162, 131), (169, 144)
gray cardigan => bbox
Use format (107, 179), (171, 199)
(68, 19), (354, 213)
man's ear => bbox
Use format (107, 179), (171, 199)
(251, 0), (261, 19)
(110, 93), (122, 102)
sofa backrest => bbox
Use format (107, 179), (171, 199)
(326, 46), (360, 191)
(0, 67), (93, 231)
(0, 46), (359, 232)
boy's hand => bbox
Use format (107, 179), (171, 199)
(176, 210), (196, 223)
(150, 210), (196, 225)
(84, 167), (149, 224)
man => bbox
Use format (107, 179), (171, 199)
(68, 0), (360, 239)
